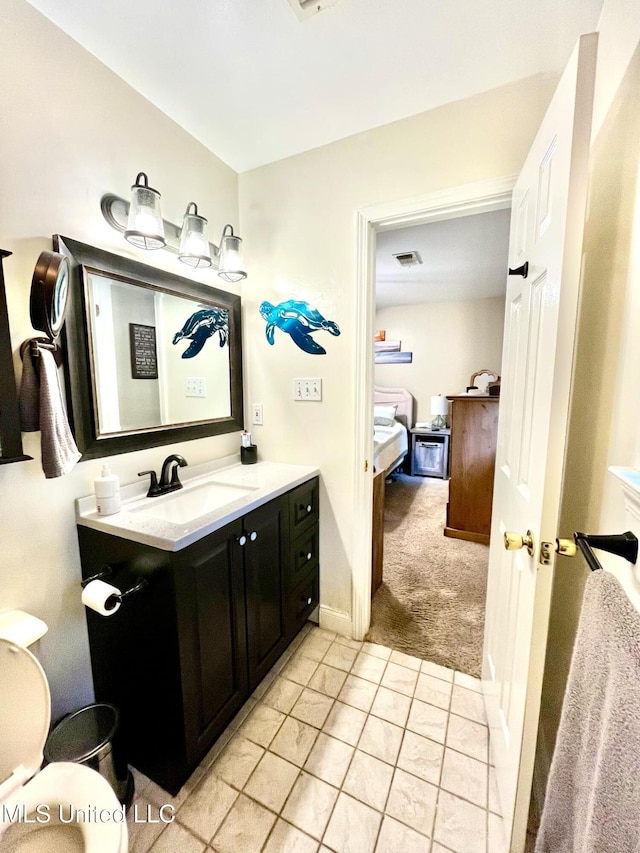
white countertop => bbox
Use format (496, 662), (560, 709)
(76, 456), (319, 552)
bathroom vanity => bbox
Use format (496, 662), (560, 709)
(76, 460), (319, 794)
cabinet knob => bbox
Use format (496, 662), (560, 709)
(307, 597), (312, 605)
(307, 504), (312, 513)
(250, 531), (258, 542)
(237, 534), (247, 547)
(307, 552), (312, 561)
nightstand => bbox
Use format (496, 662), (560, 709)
(410, 428), (450, 478)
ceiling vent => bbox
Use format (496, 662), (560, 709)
(284, 0), (339, 22)
(393, 251), (423, 268)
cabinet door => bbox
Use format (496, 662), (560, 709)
(177, 521), (248, 765)
(244, 495), (290, 690)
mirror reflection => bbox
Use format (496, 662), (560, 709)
(85, 270), (232, 436)
(55, 236), (243, 460)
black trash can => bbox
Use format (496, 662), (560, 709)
(44, 702), (134, 807)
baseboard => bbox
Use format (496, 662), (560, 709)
(319, 604), (353, 638)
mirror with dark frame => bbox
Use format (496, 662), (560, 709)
(0, 250), (31, 465)
(55, 236), (244, 460)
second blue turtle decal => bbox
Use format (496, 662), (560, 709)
(259, 300), (340, 355)
(173, 307), (229, 358)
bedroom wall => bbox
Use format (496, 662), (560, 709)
(374, 297), (505, 423)
(239, 74), (557, 631)
(0, 0), (240, 719)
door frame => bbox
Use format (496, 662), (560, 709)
(352, 175), (516, 640)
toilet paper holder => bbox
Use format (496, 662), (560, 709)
(81, 566), (149, 606)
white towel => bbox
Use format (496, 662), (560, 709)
(536, 570), (640, 853)
(18, 339), (81, 478)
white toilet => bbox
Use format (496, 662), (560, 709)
(0, 611), (128, 852)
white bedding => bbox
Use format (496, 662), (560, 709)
(373, 420), (408, 474)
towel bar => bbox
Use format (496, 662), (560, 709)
(574, 531), (638, 571)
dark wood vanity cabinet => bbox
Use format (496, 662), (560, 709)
(77, 477), (319, 795)
(243, 495), (290, 690)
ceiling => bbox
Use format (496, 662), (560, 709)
(26, 0), (603, 172)
(376, 208), (511, 309)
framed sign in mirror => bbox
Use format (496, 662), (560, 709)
(54, 236), (244, 459)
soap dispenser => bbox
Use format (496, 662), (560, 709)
(95, 464), (121, 516)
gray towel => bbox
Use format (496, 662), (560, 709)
(536, 570), (640, 853)
(18, 339), (40, 432)
(18, 339), (81, 478)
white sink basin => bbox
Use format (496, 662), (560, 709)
(129, 481), (259, 525)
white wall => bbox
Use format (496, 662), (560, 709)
(374, 298), (505, 423)
(0, 0), (240, 719)
(239, 75), (557, 627)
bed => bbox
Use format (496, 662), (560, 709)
(373, 385), (414, 475)
(371, 386), (414, 596)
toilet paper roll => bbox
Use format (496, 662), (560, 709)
(81, 579), (122, 616)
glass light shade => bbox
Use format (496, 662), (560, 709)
(217, 225), (247, 282)
(178, 203), (212, 268)
(124, 173), (166, 250)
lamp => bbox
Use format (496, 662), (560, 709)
(101, 173), (248, 282)
(124, 173), (166, 250)
(178, 202), (212, 268)
(217, 225), (246, 283)
(430, 395), (448, 430)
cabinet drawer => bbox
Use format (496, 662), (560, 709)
(289, 478), (319, 536)
(286, 569), (319, 638)
(288, 526), (319, 589)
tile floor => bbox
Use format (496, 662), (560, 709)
(127, 624), (507, 853)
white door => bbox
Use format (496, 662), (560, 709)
(483, 32), (598, 852)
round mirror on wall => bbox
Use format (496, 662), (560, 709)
(30, 250), (69, 340)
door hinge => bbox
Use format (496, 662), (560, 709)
(364, 460), (369, 472)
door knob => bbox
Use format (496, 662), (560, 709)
(504, 530), (535, 557)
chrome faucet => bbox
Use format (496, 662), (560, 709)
(138, 454), (188, 497)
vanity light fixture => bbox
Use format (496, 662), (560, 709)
(217, 225), (246, 283)
(178, 203), (212, 268)
(101, 172), (247, 282)
(124, 173), (166, 250)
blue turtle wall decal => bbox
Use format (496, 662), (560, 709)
(173, 307), (229, 358)
(259, 300), (340, 354)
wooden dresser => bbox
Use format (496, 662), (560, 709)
(444, 395), (499, 545)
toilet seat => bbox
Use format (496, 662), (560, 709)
(2, 763), (127, 851)
(0, 639), (127, 852)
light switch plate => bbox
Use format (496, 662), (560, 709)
(252, 403), (263, 424)
(293, 378), (322, 401)
(186, 377), (206, 397)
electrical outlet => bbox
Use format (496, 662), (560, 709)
(293, 378), (322, 401)
(252, 403), (263, 425)
(185, 377), (206, 397)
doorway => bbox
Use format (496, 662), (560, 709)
(352, 176), (516, 642)
(367, 209), (510, 673)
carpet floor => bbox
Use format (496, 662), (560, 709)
(365, 473), (489, 677)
